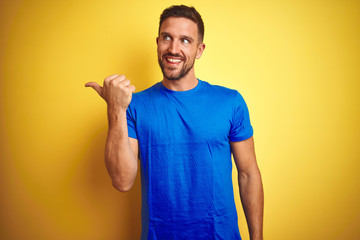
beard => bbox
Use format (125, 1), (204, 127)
(158, 54), (195, 81)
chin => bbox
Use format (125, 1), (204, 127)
(165, 75), (182, 81)
(164, 70), (182, 81)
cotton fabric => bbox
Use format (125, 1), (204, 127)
(126, 79), (253, 240)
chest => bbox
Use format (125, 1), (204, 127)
(135, 94), (232, 146)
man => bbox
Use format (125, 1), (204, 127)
(86, 5), (263, 240)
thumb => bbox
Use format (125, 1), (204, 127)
(85, 82), (103, 96)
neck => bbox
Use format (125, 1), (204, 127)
(162, 69), (198, 91)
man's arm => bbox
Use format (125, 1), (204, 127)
(231, 136), (264, 240)
(86, 74), (138, 192)
(105, 107), (138, 192)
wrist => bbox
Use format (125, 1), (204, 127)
(107, 102), (127, 113)
(107, 104), (127, 129)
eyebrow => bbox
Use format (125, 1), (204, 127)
(160, 32), (194, 42)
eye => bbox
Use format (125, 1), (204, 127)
(163, 35), (171, 41)
(181, 38), (190, 44)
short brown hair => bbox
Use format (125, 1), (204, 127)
(159, 5), (205, 43)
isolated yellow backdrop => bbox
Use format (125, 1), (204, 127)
(1, 0), (359, 239)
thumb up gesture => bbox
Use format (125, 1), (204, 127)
(85, 74), (135, 111)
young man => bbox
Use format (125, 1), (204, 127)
(86, 5), (264, 240)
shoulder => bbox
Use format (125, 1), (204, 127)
(128, 82), (165, 113)
(200, 80), (243, 101)
(200, 80), (250, 114)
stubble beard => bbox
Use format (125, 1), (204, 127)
(158, 55), (195, 81)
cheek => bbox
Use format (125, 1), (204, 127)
(186, 48), (198, 59)
(157, 45), (168, 56)
(157, 47), (164, 58)
(158, 41), (169, 50)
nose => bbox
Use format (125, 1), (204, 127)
(169, 40), (180, 54)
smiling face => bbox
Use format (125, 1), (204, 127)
(157, 17), (205, 81)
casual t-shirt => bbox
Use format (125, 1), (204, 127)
(126, 79), (253, 240)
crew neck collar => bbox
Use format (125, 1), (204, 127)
(159, 79), (203, 95)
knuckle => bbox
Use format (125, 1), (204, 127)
(117, 81), (125, 88)
(105, 74), (118, 81)
(124, 87), (132, 93)
(110, 79), (117, 86)
(118, 74), (126, 81)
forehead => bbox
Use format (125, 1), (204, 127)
(159, 17), (198, 37)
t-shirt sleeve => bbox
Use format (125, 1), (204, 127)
(126, 104), (138, 139)
(229, 91), (253, 142)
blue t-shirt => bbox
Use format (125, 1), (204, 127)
(126, 79), (253, 240)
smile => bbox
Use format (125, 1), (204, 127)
(165, 56), (183, 64)
(167, 58), (181, 63)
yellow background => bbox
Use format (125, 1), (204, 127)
(1, 0), (359, 239)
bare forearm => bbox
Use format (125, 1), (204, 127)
(85, 74), (137, 192)
(105, 106), (137, 192)
(238, 169), (264, 240)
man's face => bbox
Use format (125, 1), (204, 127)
(157, 17), (205, 81)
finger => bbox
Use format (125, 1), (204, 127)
(104, 74), (119, 82)
(107, 74), (125, 84)
(104, 74), (120, 86)
(128, 85), (136, 93)
(85, 82), (103, 96)
(119, 79), (131, 87)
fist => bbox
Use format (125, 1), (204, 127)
(85, 74), (136, 111)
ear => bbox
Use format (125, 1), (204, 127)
(196, 43), (206, 59)
(156, 37), (159, 45)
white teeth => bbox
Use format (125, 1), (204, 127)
(167, 58), (181, 63)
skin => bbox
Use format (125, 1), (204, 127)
(157, 17), (205, 90)
(86, 16), (264, 240)
(231, 137), (264, 240)
(85, 74), (138, 192)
